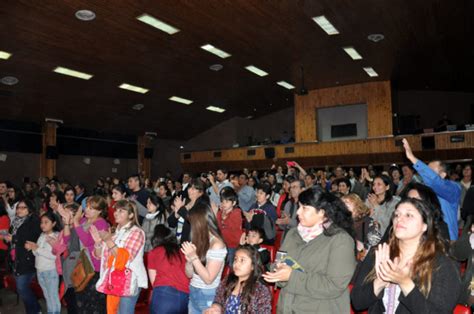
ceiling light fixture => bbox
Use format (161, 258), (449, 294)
(312, 15), (339, 35)
(206, 106), (226, 113)
(0, 51), (12, 60)
(368, 34), (385, 43)
(119, 83), (149, 94)
(342, 47), (363, 60)
(137, 14), (180, 35)
(363, 67), (379, 77)
(169, 96), (193, 105)
(201, 44), (231, 59)
(209, 64), (223, 71)
(132, 103), (145, 110)
(75, 10), (96, 21)
(245, 65), (268, 77)
(277, 81), (295, 89)
(53, 66), (93, 80)
(1, 76), (19, 86)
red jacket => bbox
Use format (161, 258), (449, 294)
(217, 207), (242, 249)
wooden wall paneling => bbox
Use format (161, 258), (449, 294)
(294, 81), (393, 143)
(39, 122), (57, 178)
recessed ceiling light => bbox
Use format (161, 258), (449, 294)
(1, 76), (19, 86)
(206, 106), (226, 113)
(169, 96), (193, 105)
(0, 51), (12, 60)
(343, 47), (363, 60)
(368, 34), (384, 43)
(209, 64), (223, 71)
(119, 83), (149, 94)
(179, 145), (184, 149)
(312, 15), (339, 35)
(363, 67), (379, 77)
(277, 81), (295, 89)
(245, 115), (253, 120)
(137, 14), (179, 35)
(75, 10), (96, 21)
(201, 44), (231, 59)
(245, 65), (268, 77)
(132, 103), (145, 110)
(53, 66), (93, 80)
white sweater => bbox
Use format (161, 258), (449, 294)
(33, 232), (58, 272)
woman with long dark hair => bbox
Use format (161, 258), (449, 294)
(262, 186), (356, 313)
(351, 198), (461, 313)
(366, 175), (401, 238)
(4, 199), (42, 314)
(148, 225), (190, 313)
(181, 202), (227, 314)
(142, 193), (167, 252)
(205, 244), (272, 313)
(168, 178), (210, 243)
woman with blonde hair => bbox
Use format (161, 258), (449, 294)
(342, 194), (375, 259)
(91, 199), (148, 314)
(351, 198), (461, 313)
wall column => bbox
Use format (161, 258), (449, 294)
(137, 135), (152, 179)
(39, 121), (57, 178)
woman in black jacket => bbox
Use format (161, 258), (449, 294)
(351, 198), (461, 313)
(4, 199), (42, 314)
(168, 178), (210, 243)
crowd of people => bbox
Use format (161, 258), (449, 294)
(0, 138), (473, 313)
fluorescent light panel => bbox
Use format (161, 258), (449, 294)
(206, 106), (226, 113)
(53, 66), (93, 80)
(363, 67), (379, 77)
(245, 65), (268, 77)
(169, 96), (193, 105)
(119, 83), (149, 94)
(201, 44), (231, 59)
(343, 47), (363, 60)
(137, 14), (180, 35)
(0, 51), (12, 60)
(277, 81), (295, 89)
(312, 15), (339, 35)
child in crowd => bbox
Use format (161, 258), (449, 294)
(26, 211), (62, 314)
(216, 187), (242, 265)
(239, 227), (270, 268)
(204, 244), (272, 314)
(243, 183), (277, 244)
(148, 225), (190, 314)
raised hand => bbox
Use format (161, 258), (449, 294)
(402, 138), (417, 164)
(89, 225), (102, 244)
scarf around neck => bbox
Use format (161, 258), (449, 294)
(11, 215), (28, 236)
(297, 221), (331, 243)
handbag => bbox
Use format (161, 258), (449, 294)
(104, 249), (133, 297)
(71, 249), (95, 292)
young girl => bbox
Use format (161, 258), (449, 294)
(217, 187), (242, 265)
(181, 203), (227, 314)
(92, 199), (148, 313)
(142, 193), (167, 252)
(148, 225), (190, 314)
(205, 245), (272, 313)
(27, 211), (62, 314)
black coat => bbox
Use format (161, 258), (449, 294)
(351, 249), (461, 314)
(8, 215), (42, 276)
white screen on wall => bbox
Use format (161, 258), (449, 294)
(317, 103), (368, 142)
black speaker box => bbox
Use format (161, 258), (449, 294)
(144, 148), (154, 159)
(264, 147), (275, 159)
(46, 145), (58, 159)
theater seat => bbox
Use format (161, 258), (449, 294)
(261, 244), (276, 263)
(454, 304), (471, 314)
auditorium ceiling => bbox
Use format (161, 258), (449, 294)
(0, 0), (473, 139)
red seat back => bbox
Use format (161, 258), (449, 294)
(261, 244), (276, 263)
(272, 288), (280, 314)
(454, 304), (471, 314)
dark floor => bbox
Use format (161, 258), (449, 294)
(0, 288), (67, 314)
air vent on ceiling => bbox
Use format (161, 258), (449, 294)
(284, 147), (294, 154)
(213, 151), (222, 158)
(183, 153), (191, 160)
(247, 149), (256, 156)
